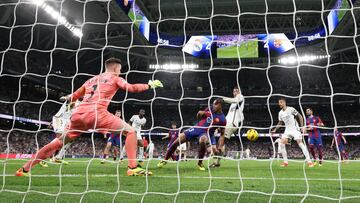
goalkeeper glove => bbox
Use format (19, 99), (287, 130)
(148, 80), (163, 89)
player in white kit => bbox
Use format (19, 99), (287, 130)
(44, 101), (79, 166)
(271, 98), (314, 167)
(211, 86), (244, 167)
(146, 141), (155, 159)
(129, 109), (147, 162)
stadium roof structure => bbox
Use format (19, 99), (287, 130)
(0, 0), (360, 78)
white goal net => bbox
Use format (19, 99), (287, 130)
(0, 0), (360, 202)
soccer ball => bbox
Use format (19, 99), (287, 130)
(246, 129), (259, 141)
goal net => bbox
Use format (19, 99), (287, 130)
(0, 0), (360, 202)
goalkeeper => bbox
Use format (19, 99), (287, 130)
(16, 57), (163, 177)
(211, 86), (244, 167)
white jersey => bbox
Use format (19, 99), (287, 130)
(130, 115), (146, 133)
(278, 106), (300, 133)
(224, 94), (244, 127)
(52, 102), (74, 134)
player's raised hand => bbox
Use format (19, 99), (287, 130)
(60, 95), (70, 102)
(148, 80), (163, 89)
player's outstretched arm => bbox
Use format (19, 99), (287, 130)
(331, 137), (335, 148)
(162, 135), (169, 140)
(196, 110), (206, 119)
(117, 77), (163, 93)
(60, 86), (85, 102)
(296, 114), (306, 133)
(222, 94), (243, 104)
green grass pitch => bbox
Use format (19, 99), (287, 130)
(0, 159), (359, 202)
(217, 40), (258, 58)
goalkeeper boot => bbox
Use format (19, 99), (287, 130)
(15, 168), (30, 177)
(307, 161), (315, 168)
(157, 160), (167, 168)
(198, 163), (206, 171)
(280, 162), (289, 167)
(127, 165), (152, 176)
(39, 161), (49, 168)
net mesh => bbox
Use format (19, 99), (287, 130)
(0, 0), (360, 202)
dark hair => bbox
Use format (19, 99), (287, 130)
(278, 97), (286, 102)
(115, 109), (121, 113)
(105, 57), (122, 66)
(305, 107), (313, 112)
(139, 109), (145, 113)
(233, 86), (239, 90)
(214, 98), (224, 105)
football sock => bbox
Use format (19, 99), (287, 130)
(298, 143), (311, 162)
(317, 145), (323, 162)
(198, 142), (206, 165)
(55, 142), (71, 160)
(309, 144), (316, 160)
(125, 131), (137, 168)
(165, 142), (179, 160)
(138, 147), (144, 161)
(280, 143), (288, 163)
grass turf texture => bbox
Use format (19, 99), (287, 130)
(0, 159), (359, 203)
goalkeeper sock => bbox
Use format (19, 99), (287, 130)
(125, 131), (137, 168)
(55, 142), (71, 160)
(23, 138), (63, 171)
(280, 143), (288, 163)
(138, 147), (144, 161)
(198, 142), (206, 165)
(298, 143), (311, 162)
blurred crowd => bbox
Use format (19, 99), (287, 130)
(1, 130), (359, 160)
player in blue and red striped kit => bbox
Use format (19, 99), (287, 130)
(158, 98), (226, 171)
(331, 128), (348, 161)
(162, 123), (179, 161)
(305, 108), (324, 166)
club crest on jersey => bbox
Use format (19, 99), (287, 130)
(206, 117), (212, 123)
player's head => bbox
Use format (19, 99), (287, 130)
(233, 86), (241, 97)
(305, 107), (313, 116)
(213, 98), (224, 112)
(115, 109), (121, 118)
(278, 97), (287, 109)
(171, 122), (177, 129)
(105, 57), (122, 75)
(139, 109), (145, 117)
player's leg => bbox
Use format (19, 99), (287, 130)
(308, 137), (317, 163)
(120, 145), (126, 161)
(137, 133), (145, 162)
(197, 134), (209, 171)
(214, 124), (236, 166)
(101, 141), (113, 163)
(295, 137), (314, 167)
(112, 135), (120, 161)
(17, 131), (78, 176)
(158, 133), (188, 167)
(316, 137), (323, 166)
(113, 146), (119, 161)
(52, 142), (71, 165)
(279, 136), (289, 167)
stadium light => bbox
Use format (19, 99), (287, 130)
(278, 54), (330, 65)
(149, 64), (199, 70)
(31, 0), (83, 38)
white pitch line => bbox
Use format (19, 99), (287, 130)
(2, 174), (360, 181)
